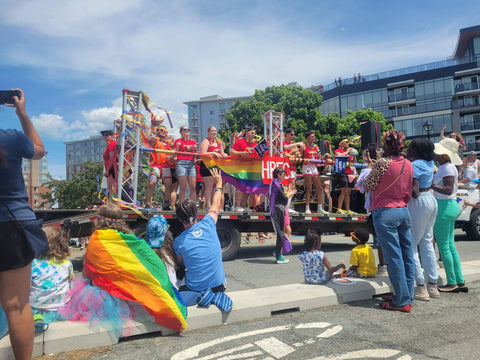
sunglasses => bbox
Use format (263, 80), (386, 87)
(157, 129), (166, 133)
(182, 128), (190, 132)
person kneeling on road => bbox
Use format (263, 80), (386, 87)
(174, 168), (233, 312)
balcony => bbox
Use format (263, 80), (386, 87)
(465, 143), (480, 152)
(388, 92), (415, 103)
(452, 95), (480, 109)
(455, 82), (479, 93)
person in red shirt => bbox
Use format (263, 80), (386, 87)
(334, 138), (357, 214)
(175, 126), (197, 202)
(199, 126), (227, 210)
(302, 131), (326, 214)
(101, 130), (118, 199)
(230, 125), (258, 211)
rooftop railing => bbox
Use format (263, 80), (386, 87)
(321, 55), (479, 92)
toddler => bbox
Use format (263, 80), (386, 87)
(347, 228), (378, 277)
(298, 229), (345, 284)
(30, 228), (74, 323)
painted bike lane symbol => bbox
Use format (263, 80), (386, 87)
(171, 322), (411, 360)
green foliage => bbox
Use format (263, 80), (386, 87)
(41, 162), (103, 209)
(220, 84), (324, 145)
(219, 85), (389, 154)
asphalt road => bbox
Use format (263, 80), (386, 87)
(55, 230), (480, 360)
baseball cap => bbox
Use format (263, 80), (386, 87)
(145, 215), (169, 248)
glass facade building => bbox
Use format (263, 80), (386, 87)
(317, 25), (480, 150)
(183, 95), (251, 143)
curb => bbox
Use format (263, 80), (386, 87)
(1, 261), (480, 358)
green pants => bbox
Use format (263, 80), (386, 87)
(433, 199), (464, 285)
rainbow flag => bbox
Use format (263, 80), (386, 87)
(201, 155), (269, 194)
(84, 229), (187, 332)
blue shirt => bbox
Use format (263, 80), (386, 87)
(412, 159), (434, 189)
(0, 129), (35, 221)
(173, 214), (225, 292)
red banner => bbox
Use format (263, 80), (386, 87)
(262, 156), (291, 184)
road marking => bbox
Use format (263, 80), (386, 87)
(255, 337), (295, 358)
(171, 323), (410, 360)
(311, 349), (410, 359)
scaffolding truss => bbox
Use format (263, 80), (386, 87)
(116, 89), (146, 203)
(262, 110), (284, 157)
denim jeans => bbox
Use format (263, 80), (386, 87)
(372, 207), (414, 307)
(434, 199), (464, 285)
(408, 191), (438, 285)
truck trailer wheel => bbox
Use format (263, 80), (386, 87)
(465, 208), (480, 241)
(217, 223), (241, 261)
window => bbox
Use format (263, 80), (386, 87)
(209, 110), (214, 115)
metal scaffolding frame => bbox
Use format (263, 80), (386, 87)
(116, 89), (146, 203)
(262, 110), (284, 157)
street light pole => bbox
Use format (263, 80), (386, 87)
(423, 121), (433, 140)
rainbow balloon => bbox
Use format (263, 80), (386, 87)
(84, 229), (187, 332)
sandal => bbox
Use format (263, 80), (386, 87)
(380, 301), (411, 313)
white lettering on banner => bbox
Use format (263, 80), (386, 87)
(262, 156), (291, 184)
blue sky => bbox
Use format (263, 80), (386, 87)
(1, 0), (479, 179)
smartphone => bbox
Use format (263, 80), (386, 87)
(0, 90), (21, 105)
(367, 143), (377, 160)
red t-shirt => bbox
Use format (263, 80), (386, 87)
(283, 140), (301, 171)
(207, 139), (223, 154)
(174, 138), (197, 161)
(303, 144), (320, 161)
(232, 138), (257, 156)
(334, 148), (353, 174)
(103, 140), (117, 169)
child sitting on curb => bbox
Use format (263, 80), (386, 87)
(30, 228), (74, 324)
(347, 228), (378, 277)
(298, 229), (345, 284)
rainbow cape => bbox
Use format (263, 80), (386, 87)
(201, 155), (269, 194)
(84, 229), (187, 332)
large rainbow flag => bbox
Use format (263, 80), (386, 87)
(84, 229), (187, 332)
(201, 155), (269, 194)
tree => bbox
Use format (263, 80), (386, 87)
(220, 85), (324, 145)
(41, 162), (104, 209)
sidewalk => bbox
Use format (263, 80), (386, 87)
(1, 260), (480, 358)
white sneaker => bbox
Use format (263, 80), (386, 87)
(305, 208), (312, 214)
(377, 264), (388, 274)
(288, 208), (298, 214)
(414, 285), (430, 301)
(235, 207), (246, 212)
(318, 208), (328, 215)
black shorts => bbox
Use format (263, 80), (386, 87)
(108, 167), (116, 180)
(199, 162), (211, 177)
(170, 168), (178, 184)
(334, 174), (355, 189)
(196, 182), (204, 194)
(0, 221), (35, 272)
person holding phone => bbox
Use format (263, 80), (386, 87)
(0, 89), (45, 359)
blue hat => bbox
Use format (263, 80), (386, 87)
(473, 178), (480, 183)
(146, 215), (168, 248)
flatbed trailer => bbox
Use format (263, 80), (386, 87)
(35, 209), (368, 261)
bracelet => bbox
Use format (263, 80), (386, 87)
(215, 188), (223, 192)
(208, 209), (219, 215)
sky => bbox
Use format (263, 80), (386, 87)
(1, 0), (479, 179)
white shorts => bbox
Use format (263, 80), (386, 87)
(161, 167), (172, 178)
(302, 164), (318, 176)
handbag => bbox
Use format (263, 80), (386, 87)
(3, 204), (49, 258)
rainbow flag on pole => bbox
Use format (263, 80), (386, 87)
(84, 229), (187, 332)
(201, 155), (269, 194)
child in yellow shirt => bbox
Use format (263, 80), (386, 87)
(347, 228), (378, 277)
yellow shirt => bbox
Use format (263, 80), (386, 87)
(350, 244), (377, 277)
